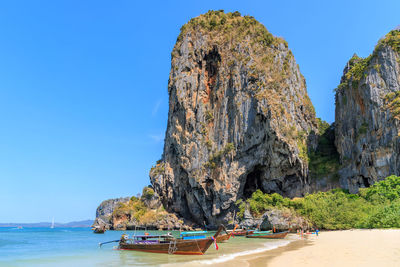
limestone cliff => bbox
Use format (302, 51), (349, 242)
(150, 11), (318, 227)
(335, 29), (400, 193)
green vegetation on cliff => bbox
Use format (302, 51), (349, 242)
(308, 118), (340, 179)
(384, 91), (400, 120)
(336, 29), (400, 93)
(377, 29), (400, 54)
(237, 175), (400, 229)
(112, 186), (181, 228)
(177, 10), (286, 48)
(336, 54), (372, 92)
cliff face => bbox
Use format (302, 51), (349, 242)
(335, 29), (400, 193)
(150, 11), (318, 227)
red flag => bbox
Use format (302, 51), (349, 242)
(211, 236), (219, 250)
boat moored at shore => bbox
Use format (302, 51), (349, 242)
(246, 231), (289, 239)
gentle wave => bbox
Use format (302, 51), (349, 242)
(162, 240), (292, 266)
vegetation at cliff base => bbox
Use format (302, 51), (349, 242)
(308, 118), (340, 179)
(237, 175), (400, 229)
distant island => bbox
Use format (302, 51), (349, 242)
(0, 219), (93, 228)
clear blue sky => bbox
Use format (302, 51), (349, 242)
(0, 0), (398, 223)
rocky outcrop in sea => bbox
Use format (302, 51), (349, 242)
(92, 197), (129, 229)
(93, 188), (194, 230)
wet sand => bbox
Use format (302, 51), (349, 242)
(213, 229), (400, 267)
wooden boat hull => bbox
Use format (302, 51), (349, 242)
(246, 231), (289, 239)
(215, 233), (231, 243)
(232, 230), (254, 236)
(118, 238), (214, 255)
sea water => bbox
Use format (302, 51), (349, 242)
(0, 227), (292, 266)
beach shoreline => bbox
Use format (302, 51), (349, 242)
(210, 229), (400, 267)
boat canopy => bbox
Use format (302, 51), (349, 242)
(180, 231), (207, 235)
(132, 234), (173, 239)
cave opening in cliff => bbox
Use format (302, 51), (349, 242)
(243, 166), (265, 199)
(204, 46), (221, 92)
(362, 176), (370, 187)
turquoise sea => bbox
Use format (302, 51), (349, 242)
(0, 227), (292, 266)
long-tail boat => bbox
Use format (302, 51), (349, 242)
(178, 226), (232, 243)
(215, 224), (238, 243)
(230, 229), (254, 236)
(246, 230), (289, 239)
(215, 233), (231, 243)
(179, 232), (231, 243)
(103, 225), (226, 255)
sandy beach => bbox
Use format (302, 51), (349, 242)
(211, 229), (400, 267)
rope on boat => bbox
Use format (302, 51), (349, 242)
(195, 239), (201, 253)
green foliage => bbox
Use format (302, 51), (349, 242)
(150, 163), (165, 175)
(296, 130), (309, 163)
(142, 187), (155, 200)
(364, 199), (400, 228)
(205, 143), (235, 169)
(205, 111), (214, 122)
(345, 55), (372, 82)
(297, 138), (308, 163)
(384, 91), (400, 119)
(335, 54), (372, 92)
(316, 118), (330, 135)
(361, 175), (400, 203)
(336, 29), (400, 94)
(308, 119), (340, 179)
(113, 197), (147, 222)
(297, 189), (371, 229)
(113, 191), (171, 226)
(236, 176), (400, 229)
(205, 139), (213, 150)
(378, 29), (400, 54)
(224, 142), (235, 154)
(235, 199), (246, 219)
(358, 122), (369, 137)
(246, 190), (292, 217)
(176, 10), (285, 49)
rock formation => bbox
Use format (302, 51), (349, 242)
(335, 29), (400, 193)
(150, 11), (318, 227)
(240, 208), (310, 231)
(93, 197), (129, 229)
(93, 188), (191, 230)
